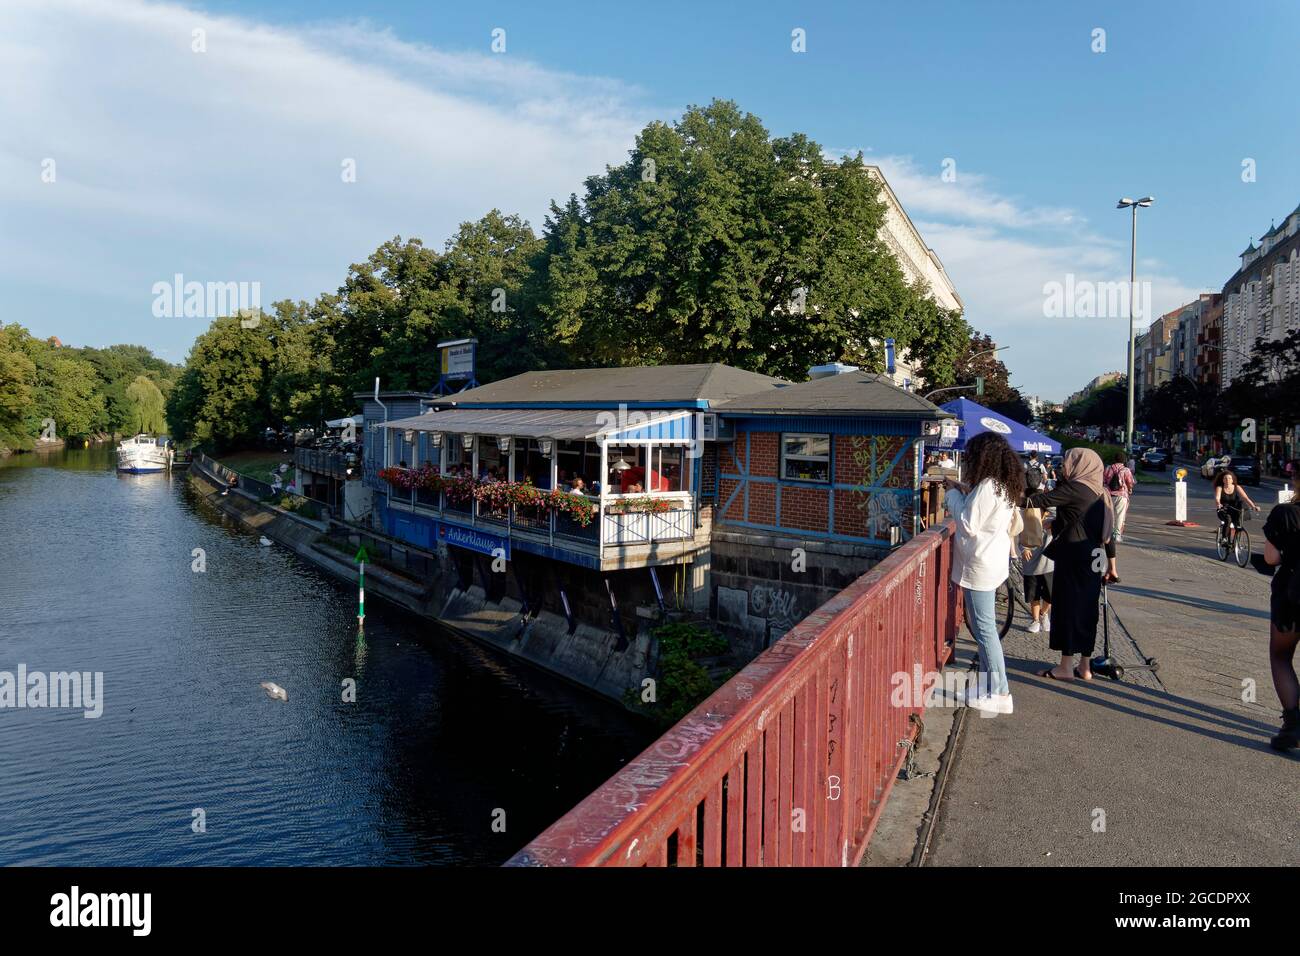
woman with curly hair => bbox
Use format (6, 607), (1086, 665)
(1026, 447), (1113, 680)
(943, 432), (1025, 715)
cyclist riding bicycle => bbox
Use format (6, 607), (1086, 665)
(1214, 469), (1260, 542)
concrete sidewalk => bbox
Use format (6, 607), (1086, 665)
(926, 476), (1299, 866)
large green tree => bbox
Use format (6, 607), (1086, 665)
(536, 99), (962, 380)
(123, 375), (167, 434)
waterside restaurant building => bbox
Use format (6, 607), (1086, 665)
(358, 363), (951, 661)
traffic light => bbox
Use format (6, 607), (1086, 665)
(976, 376), (985, 397)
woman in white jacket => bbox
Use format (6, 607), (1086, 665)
(943, 432), (1025, 715)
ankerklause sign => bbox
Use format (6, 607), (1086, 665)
(439, 523), (509, 559)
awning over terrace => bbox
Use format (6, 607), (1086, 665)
(382, 407), (695, 443)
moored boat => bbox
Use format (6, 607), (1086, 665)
(116, 434), (173, 473)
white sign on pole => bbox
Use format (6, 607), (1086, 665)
(1174, 479), (1187, 523)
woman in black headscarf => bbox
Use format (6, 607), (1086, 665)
(1026, 447), (1113, 681)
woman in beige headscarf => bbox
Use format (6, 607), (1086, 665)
(1025, 448), (1114, 681)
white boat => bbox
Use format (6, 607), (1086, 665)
(116, 434), (173, 473)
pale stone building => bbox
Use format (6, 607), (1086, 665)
(864, 166), (964, 389)
(1221, 202), (1300, 387)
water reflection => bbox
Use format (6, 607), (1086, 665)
(0, 446), (651, 865)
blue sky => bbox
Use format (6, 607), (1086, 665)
(4, 0), (1297, 399)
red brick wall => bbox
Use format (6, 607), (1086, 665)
(700, 444), (718, 501)
(780, 484), (830, 532)
(834, 435), (916, 538)
(750, 481), (777, 524)
(749, 432), (779, 478)
(716, 427), (916, 541)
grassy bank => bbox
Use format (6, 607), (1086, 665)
(216, 449), (294, 484)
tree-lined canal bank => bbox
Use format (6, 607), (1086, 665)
(0, 447), (652, 865)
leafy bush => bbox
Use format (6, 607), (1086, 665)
(627, 622), (730, 725)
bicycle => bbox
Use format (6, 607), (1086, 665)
(1214, 506), (1253, 568)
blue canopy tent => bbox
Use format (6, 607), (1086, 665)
(932, 398), (1060, 455)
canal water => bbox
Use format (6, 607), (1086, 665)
(0, 447), (653, 865)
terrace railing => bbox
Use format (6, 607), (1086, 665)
(505, 520), (960, 867)
(382, 468), (697, 553)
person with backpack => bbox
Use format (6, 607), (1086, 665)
(1025, 451), (1048, 494)
(1263, 462), (1300, 750)
(1103, 454), (1134, 543)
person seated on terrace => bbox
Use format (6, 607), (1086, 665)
(568, 476), (588, 494)
(619, 465), (668, 494)
(398, 460), (408, 469)
(626, 482), (644, 494)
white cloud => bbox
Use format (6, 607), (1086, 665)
(848, 153), (1207, 398)
(0, 0), (656, 355)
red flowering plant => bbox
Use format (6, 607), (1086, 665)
(378, 466), (415, 491)
(607, 495), (675, 515)
(441, 474), (478, 504)
(376, 471), (596, 527)
(546, 489), (596, 526)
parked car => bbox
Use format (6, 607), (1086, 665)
(1228, 456), (1260, 485)
(1141, 449), (1169, 471)
(1201, 454), (1231, 479)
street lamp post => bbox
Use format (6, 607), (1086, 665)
(1117, 196), (1154, 459)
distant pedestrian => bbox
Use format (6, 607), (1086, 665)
(1024, 451), (1048, 494)
(943, 432), (1024, 716)
(1026, 447), (1113, 681)
(1019, 503), (1054, 634)
(1103, 454), (1134, 545)
(1262, 461), (1300, 751)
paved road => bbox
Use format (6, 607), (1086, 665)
(927, 467), (1299, 866)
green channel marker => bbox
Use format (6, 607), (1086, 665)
(355, 544), (370, 629)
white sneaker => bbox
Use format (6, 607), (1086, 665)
(1028, 619), (1042, 634)
(991, 693), (1014, 714)
(967, 694), (1001, 717)
(1042, 613), (1051, 633)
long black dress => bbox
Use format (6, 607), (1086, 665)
(1026, 482), (1112, 656)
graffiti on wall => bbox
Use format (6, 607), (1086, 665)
(850, 435), (915, 542)
(751, 584), (800, 634)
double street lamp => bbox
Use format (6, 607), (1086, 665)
(1117, 196), (1154, 458)
(922, 345), (1011, 403)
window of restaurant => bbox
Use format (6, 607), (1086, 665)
(781, 433), (831, 483)
(444, 438), (468, 476)
(606, 445), (686, 494)
(556, 440), (601, 491)
(512, 440), (553, 488)
(477, 437), (504, 481)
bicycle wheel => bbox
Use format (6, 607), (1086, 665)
(995, 558), (1023, 637)
(1234, 528), (1251, 567)
(1215, 527), (1229, 561)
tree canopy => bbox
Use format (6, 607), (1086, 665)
(0, 324), (178, 453)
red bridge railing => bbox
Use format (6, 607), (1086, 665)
(506, 521), (961, 867)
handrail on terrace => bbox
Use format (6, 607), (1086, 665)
(505, 520), (960, 867)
